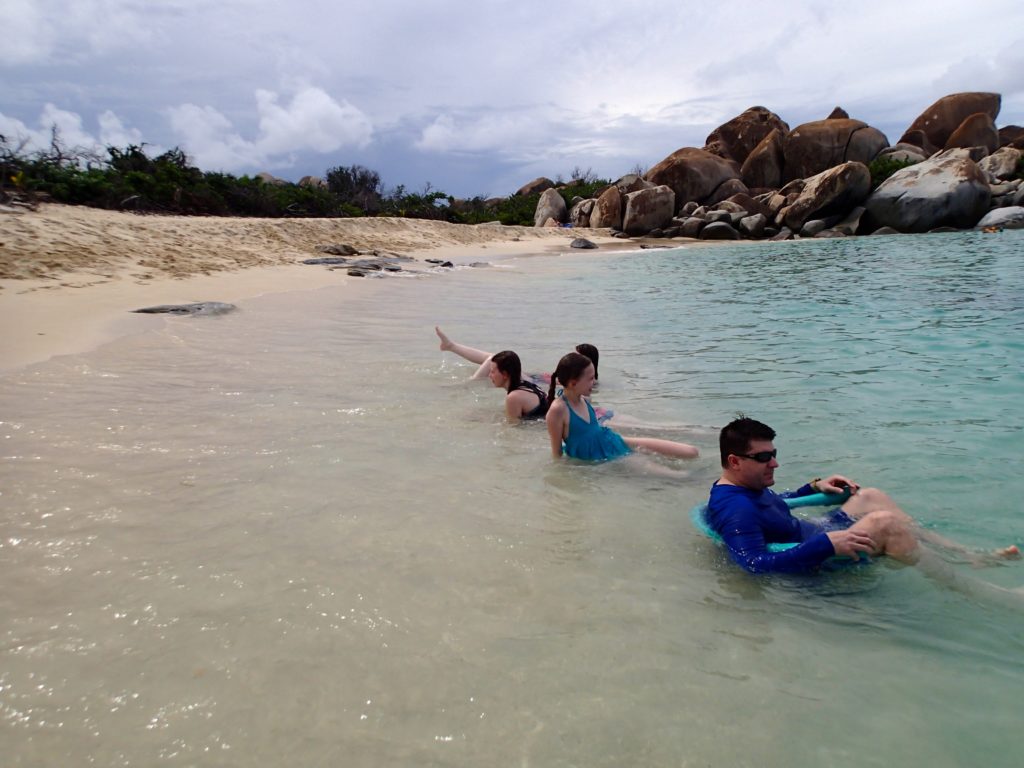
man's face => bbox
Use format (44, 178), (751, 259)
(732, 438), (779, 491)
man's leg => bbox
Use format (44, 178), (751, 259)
(842, 488), (1019, 562)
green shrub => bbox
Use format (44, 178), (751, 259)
(868, 156), (917, 190)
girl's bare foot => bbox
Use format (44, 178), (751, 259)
(435, 326), (453, 351)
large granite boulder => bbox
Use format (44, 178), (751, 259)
(703, 106), (790, 166)
(590, 185), (623, 229)
(614, 173), (653, 196)
(863, 148), (991, 233)
(978, 147), (1022, 180)
(622, 185), (675, 235)
(741, 128), (786, 189)
(782, 119), (889, 182)
(975, 206), (1024, 229)
(944, 112), (999, 155)
(517, 177), (555, 197)
(569, 198), (595, 228)
(898, 92), (1001, 150)
(999, 125), (1024, 149)
(298, 175), (327, 188)
(779, 161), (871, 231)
(898, 129), (940, 157)
(533, 188), (567, 227)
(645, 147), (740, 209)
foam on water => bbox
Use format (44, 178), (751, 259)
(2, 231), (1023, 766)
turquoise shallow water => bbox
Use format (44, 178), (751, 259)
(1, 229), (1023, 767)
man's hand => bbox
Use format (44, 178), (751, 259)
(818, 474), (860, 495)
(827, 529), (875, 559)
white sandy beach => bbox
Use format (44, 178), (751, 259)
(0, 204), (634, 371)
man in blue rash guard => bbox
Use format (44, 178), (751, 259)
(707, 417), (926, 574)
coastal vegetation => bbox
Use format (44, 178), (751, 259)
(0, 131), (605, 226)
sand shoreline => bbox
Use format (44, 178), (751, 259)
(1, 204), (679, 372)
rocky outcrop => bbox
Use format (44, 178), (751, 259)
(741, 128), (785, 189)
(256, 172), (287, 186)
(944, 112), (999, 155)
(614, 173), (653, 196)
(298, 175), (327, 188)
(898, 92), (1001, 150)
(826, 107), (849, 120)
(590, 185), (623, 229)
(779, 162), (871, 231)
(898, 129), (940, 156)
(569, 198), (594, 228)
(782, 119), (888, 181)
(863, 148), (991, 233)
(999, 126), (1024, 148)
(975, 207), (1024, 229)
(622, 185), (675, 235)
(978, 147), (1022, 180)
(645, 147), (740, 209)
(533, 188), (566, 226)
(517, 177), (555, 197)
(703, 106), (790, 166)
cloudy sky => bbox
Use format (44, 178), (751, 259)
(3, 0), (1023, 198)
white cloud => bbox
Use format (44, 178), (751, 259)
(0, 104), (146, 158)
(167, 86), (373, 172)
(254, 87), (372, 155)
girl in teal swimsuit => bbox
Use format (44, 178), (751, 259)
(544, 352), (699, 462)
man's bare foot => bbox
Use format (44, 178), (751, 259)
(968, 545), (1021, 568)
(435, 326), (453, 351)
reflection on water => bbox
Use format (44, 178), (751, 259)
(2, 233), (1024, 766)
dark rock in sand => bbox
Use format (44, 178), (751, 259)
(316, 243), (358, 256)
(132, 301), (236, 316)
(303, 257), (349, 265)
(570, 238), (598, 249)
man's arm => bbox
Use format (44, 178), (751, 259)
(714, 503), (837, 574)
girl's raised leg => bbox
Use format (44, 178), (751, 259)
(436, 326), (495, 379)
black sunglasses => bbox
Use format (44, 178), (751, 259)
(736, 449), (777, 463)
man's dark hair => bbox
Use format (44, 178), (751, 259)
(719, 417), (776, 467)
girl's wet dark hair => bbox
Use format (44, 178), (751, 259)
(575, 343), (599, 380)
(491, 350), (523, 393)
(547, 351), (593, 403)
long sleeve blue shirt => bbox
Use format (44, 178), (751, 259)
(706, 482), (837, 574)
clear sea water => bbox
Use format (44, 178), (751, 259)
(2, 230), (1023, 767)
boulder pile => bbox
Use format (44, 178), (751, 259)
(532, 92), (1024, 239)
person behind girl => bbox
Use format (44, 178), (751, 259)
(545, 351), (699, 461)
(435, 326), (612, 422)
(435, 326), (601, 384)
